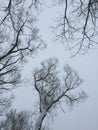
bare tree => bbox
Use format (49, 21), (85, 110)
(0, 0), (45, 115)
(33, 58), (87, 130)
(0, 109), (33, 130)
(52, 0), (98, 55)
(25, 0), (98, 55)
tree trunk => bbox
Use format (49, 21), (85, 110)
(35, 110), (47, 130)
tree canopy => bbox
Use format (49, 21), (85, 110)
(0, 0), (45, 115)
(0, 1), (92, 130)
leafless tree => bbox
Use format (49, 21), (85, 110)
(0, 109), (33, 130)
(25, 0), (98, 55)
(0, 0), (45, 115)
(52, 0), (98, 55)
(33, 58), (87, 130)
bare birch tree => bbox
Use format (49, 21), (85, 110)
(33, 58), (87, 130)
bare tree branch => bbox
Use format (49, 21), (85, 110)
(33, 58), (87, 130)
(52, 0), (98, 55)
(0, 0), (45, 116)
(0, 109), (33, 130)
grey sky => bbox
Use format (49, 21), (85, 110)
(12, 2), (98, 130)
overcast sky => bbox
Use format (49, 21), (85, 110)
(12, 2), (98, 130)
